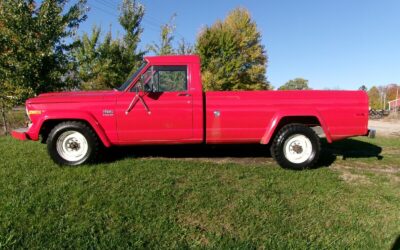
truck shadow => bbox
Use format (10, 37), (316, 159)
(317, 139), (383, 168)
(101, 138), (383, 169)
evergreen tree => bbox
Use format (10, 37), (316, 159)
(74, 0), (145, 89)
(148, 14), (176, 55)
(196, 8), (269, 91)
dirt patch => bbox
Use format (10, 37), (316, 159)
(340, 171), (371, 185)
(368, 120), (400, 137)
(176, 156), (274, 166)
(382, 147), (400, 155)
(333, 164), (400, 174)
(333, 164), (400, 184)
(177, 214), (211, 247)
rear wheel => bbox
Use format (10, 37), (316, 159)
(270, 124), (320, 170)
(46, 121), (99, 165)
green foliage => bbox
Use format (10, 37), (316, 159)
(196, 8), (269, 91)
(0, 136), (400, 248)
(368, 84), (399, 110)
(176, 38), (194, 55)
(0, 0), (87, 133)
(148, 14), (176, 55)
(359, 85), (368, 91)
(0, 0), (87, 94)
(148, 14), (194, 56)
(383, 84), (400, 103)
(74, 0), (145, 90)
(278, 78), (310, 90)
(368, 86), (381, 110)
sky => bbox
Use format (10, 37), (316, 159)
(77, 0), (400, 90)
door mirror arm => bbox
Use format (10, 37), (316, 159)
(125, 91), (151, 115)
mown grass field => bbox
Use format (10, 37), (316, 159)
(0, 135), (399, 249)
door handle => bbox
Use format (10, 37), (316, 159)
(177, 93), (191, 97)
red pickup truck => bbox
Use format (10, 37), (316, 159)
(11, 55), (369, 169)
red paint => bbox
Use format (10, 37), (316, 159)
(11, 55), (369, 147)
(11, 129), (28, 140)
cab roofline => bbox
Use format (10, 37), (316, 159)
(144, 55), (200, 64)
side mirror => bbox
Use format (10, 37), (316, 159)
(139, 66), (157, 93)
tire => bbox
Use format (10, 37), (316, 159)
(270, 124), (320, 170)
(46, 121), (100, 166)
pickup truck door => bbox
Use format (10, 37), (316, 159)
(116, 65), (193, 143)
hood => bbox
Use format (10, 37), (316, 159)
(26, 90), (118, 104)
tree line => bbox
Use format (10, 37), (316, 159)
(2, 0), (393, 134)
(366, 84), (399, 110)
(0, 0), (272, 133)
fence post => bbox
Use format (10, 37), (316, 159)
(1, 100), (9, 135)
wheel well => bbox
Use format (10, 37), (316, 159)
(39, 119), (99, 144)
(270, 116), (323, 143)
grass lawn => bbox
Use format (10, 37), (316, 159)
(0, 136), (399, 249)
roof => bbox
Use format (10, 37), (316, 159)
(144, 55), (200, 64)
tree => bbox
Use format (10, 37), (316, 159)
(385, 84), (399, 102)
(278, 78), (310, 90)
(368, 86), (381, 110)
(176, 38), (194, 55)
(0, 0), (87, 94)
(118, 0), (145, 75)
(0, 0), (87, 133)
(72, 26), (111, 90)
(148, 14), (194, 56)
(375, 83), (399, 110)
(148, 14), (176, 55)
(359, 85), (367, 91)
(196, 8), (269, 91)
(74, 0), (145, 89)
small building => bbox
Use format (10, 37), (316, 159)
(388, 98), (400, 111)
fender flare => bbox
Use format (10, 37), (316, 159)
(260, 111), (332, 144)
(32, 111), (112, 147)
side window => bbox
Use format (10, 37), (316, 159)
(155, 66), (187, 92)
(130, 65), (188, 92)
(130, 67), (153, 92)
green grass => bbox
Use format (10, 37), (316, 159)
(0, 136), (399, 249)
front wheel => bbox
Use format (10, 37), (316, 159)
(46, 121), (100, 165)
(270, 124), (321, 170)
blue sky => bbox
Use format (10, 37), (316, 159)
(78, 0), (400, 90)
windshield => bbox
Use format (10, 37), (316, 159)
(116, 62), (147, 91)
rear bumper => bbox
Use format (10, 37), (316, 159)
(11, 127), (29, 141)
(365, 129), (376, 138)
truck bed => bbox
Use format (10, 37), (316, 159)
(205, 90), (368, 143)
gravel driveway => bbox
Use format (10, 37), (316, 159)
(368, 120), (400, 137)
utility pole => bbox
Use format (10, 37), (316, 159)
(396, 86), (399, 116)
(383, 93), (386, 111)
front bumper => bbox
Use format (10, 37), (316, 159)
(11, 127), (29, 140)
